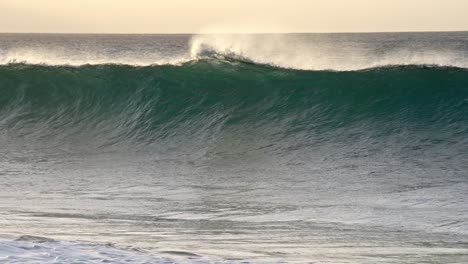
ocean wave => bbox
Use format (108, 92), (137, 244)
(0, 61), (466, 156)
(2, 34), (468, 264)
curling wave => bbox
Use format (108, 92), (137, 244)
(0, 60), (467, 156)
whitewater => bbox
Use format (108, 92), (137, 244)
(0, 32), (468, 264)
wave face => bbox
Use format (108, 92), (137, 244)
(1, 62), (467, 155)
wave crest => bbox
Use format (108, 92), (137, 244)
(1, 33), (468, 71)
(190, 34), (468, 71)
(0, 47), (190, 66)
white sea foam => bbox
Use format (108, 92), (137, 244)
(0, 237), (170, 264)
(0, 236), (255, 264)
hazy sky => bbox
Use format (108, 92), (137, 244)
(1, 0), (468, 33)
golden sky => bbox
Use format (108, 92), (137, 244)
(1, 0), (468, 33)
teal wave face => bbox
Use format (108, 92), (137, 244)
(0, 61), (467, 153)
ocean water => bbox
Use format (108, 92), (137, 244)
(0, 32), (467, 263)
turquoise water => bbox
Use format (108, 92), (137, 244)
(0, 33), (468, 263)
(1, 62), (467, 151)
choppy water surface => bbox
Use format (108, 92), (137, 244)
(0, 32), (468, 263)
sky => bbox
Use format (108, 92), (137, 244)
(1, 0), (468, 33)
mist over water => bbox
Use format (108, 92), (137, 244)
(190, 32), (468, 70)
(0, 32), (468, 263)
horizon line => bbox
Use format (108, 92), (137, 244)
(1, 29), (468, 35)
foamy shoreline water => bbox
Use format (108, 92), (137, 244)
(0, 236), (173, 264)
(0, 236), (269, 264)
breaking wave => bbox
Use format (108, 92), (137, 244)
(0, 60), (467, 157)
